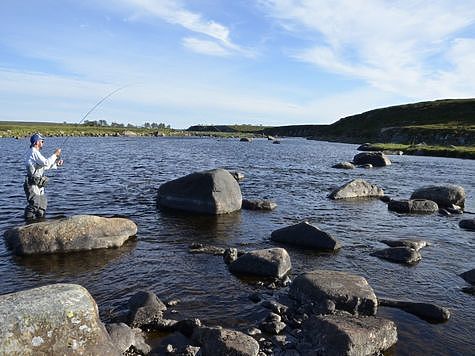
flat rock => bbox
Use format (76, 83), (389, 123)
(192, 326), (259, 356)
(388, 199), (439, 214)
(371, 247), (421, 264)
(299, 314), (397, 356)
(459, 219), (475, 231)
(127, 291), (167, 328)
(410, 184), (465, 208)
(289, 270), (378, 316)
(378, 298), (450, 323)
(271, 221), (341, 251)
(0, 284), (119, 355)
(460, 268), (475, 285)
(157, 168), (242, 214)
(353, 152), (391, 167)
(189, 243), (226, 255)
(229, 248), (291, 279)
(242, 199), (277, 211)
(380, 239), (428, 251)
(328, 179), (384, 200)
(4, 215), (137, 255)
(332, 162), (355, 169)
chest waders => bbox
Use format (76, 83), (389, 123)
(24, 165), (48, 220)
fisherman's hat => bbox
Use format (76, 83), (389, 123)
(30, 133), (44, 147)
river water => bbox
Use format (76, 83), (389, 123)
(0, 137), (474, 355)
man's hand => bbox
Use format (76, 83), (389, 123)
(54, 148), (62, 157)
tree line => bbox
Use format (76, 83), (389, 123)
(82, 120), (170, 129)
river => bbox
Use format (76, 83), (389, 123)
(0, 136), (474, 355)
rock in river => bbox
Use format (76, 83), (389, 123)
(106, 323), (151, 354)
(371, 247), (421, 264)
(299, 314), (397, 356)
(388, 199), (439, 214)
(410, 184), (465, 209)
(127, 291), (167, 328)
(157, 168), (242, 214)
(289, 270), (378, 316)
(459, 219), (475, 231)
(328, 179), (384, 200)
(332, 162), (355, 169)
(4, 215), (137, 255)
(271, 221), (341, 251)
(378, 298), (450, 323)
(0, 284), (119, 355)
(380, 238), (428, 251)
(242, 199), (277, 211)
(460, 268), (475, 285)
(229, 248), (291, 279)
(353, 151), (391, 167)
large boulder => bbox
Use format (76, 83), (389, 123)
(353, 152), (391, 167)
(0, 284), (119, 355)
(271, 221), (341, 251)
(299, 314), (397, 356)
(289, 270), (378, 316)
(328, 179), (384, 200)
(192, 326), (259, 356)
(388, 199), (439, 214)
(4, 215), (137, 255)
(229, 248), (291, 279)
(157, 168), (242, 214)
(371, 247), (421, 264)
(410, 184), (465, 208)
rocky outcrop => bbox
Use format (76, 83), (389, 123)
(371, 247), (421, 264)
(332, 162), (355, 169)
(459, 219), (475, 231)
(460, 268), (475, 285)
(299, 314), (397, 356)
(289, 270), (378, 316)
(4, 215), (137, 255)
(229, 248), (291, 279)
(380, 239), (428, 251)
(192, 326), (259, 356)
(105, 323), (150, 354)
(378, 298), (450, 323)
(388, 199), (439, 214)
(328, 179), (384, 200)
(410, 184), (465, 208)
(157, 168), (242, 214)
(127, 291), (167, 328)
(242, 199), (277, 211)
(353, 152), (391, 167)
(0, 284), (119, 355)
(271, 221), (341, 251)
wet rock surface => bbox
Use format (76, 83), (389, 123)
(388, 199), (439, 214)
(127, 291), (167, 328)
(271, 221), (341, 251)
(459, 219), (475, 231)
(242, 199), (277, 211)
(332, 162), (355, 169)
(0, 284), (119, 355)
(379, 298), (450, 323)
(106, 323), (151, 354)
(371, 247), (422, 264)
(380, 238), (429, 251)
(157, 168), (242, 214)
(4, 215), (137, 255)
(328, 179), (384, 200)
(410, 184), (465, 209)
(229, 248), (291, 279)
(353, 151), (392, 167)
(460, 268), (475, 285)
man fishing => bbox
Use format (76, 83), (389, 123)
(24, 133), (63, 220)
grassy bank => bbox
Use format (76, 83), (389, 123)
(364, 143), (475, 160)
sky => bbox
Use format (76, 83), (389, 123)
(1, 0), (475, 129)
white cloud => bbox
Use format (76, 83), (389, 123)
(261, 0), (475, 99)
(182, 37), (231, 56)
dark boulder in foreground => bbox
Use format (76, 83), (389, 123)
(289, 270), (378, 316)
(271, 221), (341, 251)
(388, 199), (439, 214)
(242, 199), (277, 211)
(371, 247), (421, 264)
(460, 268), (475, 285)
(299, 314), (397, 356)
(381, 239), (428, 251)
(379, 298), (450, 323)
(353, 151), (391, 167)
(459, 219), (475, 231)
(4, 215), (137, 255)
(192, 325), (259, 356)
(229, 248), (291, 279)
(0, 284), (119, 355)
(157, 168), (242, 214)
(328, 179), (384, 200)
(332, 162), (355, 169)
(410, 184), (465, 208)
(127, 291), (167, 328)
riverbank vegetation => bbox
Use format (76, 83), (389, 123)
(361, 143), (475, 160)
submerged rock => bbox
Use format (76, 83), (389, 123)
(378, 298), (450, 323)
(460, 268), (475, 285)
(332, 162), (355, 169)
(157, 168), (242, 214)
(289, 270), (378, 316)
(229, 248), (291, 279)
(271, 221), (341, 251)
(380, 239), (428, 251)
(459, 219), (475, 231)
(410, 184), (465, 209)
(388, 199), (439, 214)
(353, 151), (391, 167)
(0, 284), (119, 355)
(192, 325), (260, 356)
(328, 179), (384, 200)
(242, 199), (277, 211)
(371, 247), (421, 264)
(4, 215), (137, 255)
(299, 314), (397, 356)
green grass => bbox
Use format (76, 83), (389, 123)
(366, 143), (475, 159)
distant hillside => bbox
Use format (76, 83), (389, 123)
(263, 99), (475, 146)
(187, 124), (268, 133)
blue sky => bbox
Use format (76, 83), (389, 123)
(1, 0), (475, 128)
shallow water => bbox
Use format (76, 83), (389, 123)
(0, 136), (474, 355)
